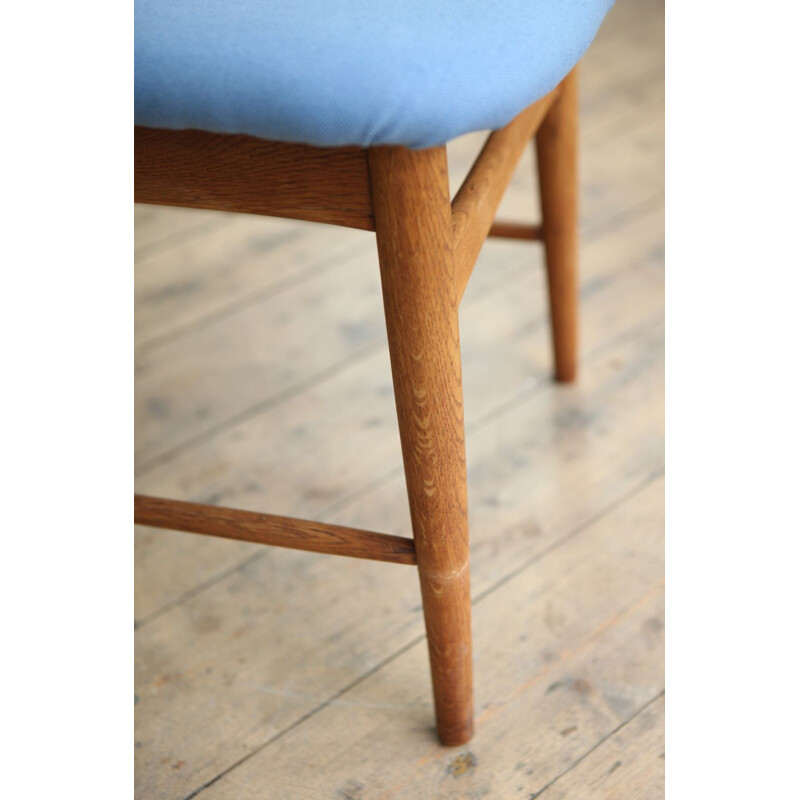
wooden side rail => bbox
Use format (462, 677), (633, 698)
(134, 127), (376, 231)
(134, 495), (417, 565)
(451, 89), (558, 302)
(487, 222), (542, 241)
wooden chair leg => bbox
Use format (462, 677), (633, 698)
(368, 145), (473, 746)
(537, 67), (580, 383)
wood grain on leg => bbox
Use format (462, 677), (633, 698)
(537, 68), (580, 382)
(368, 145), (473, 746)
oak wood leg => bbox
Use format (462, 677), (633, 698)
(368, 145), (473, 746)
(537, 67), (580, 382)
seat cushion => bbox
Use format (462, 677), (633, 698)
(135, 0), (613, 149)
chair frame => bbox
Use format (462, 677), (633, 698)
(134, 68), (579, 746)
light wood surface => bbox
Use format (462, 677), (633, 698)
(134, 199), (663, 628)
(535, 694), (665, 799)
(135, 0), (664, 795)
(196, 476), (664, 800)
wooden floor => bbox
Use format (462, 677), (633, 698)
(134, 2), (664, 797)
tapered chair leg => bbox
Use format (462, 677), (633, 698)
(537, 67), (580, 383)
(368, 145), (473, 746)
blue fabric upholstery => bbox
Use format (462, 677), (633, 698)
(135, 0), (614, 149)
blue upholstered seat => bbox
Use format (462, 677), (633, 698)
(135, 0), (613, 150)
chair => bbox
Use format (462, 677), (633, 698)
(134, 0), (615, 746)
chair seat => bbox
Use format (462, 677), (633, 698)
(135, 0), (613, 149)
